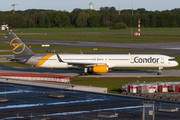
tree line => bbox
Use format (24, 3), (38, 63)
(0, 7), (180, 28)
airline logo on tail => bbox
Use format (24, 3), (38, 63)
(10, 38), (25, 54)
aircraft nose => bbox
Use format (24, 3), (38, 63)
(175, 61), (179, 66)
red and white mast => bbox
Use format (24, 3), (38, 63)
(138, 18), (140, 36)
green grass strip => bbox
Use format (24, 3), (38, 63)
(71, 77), (180, 94)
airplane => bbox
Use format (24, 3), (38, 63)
(6, 32), (178, 75)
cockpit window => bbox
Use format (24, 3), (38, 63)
(168, 59), (175, 61)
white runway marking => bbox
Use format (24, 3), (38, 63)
(0, 99), (105, 110)
(162, 47), (180, 50)
(1, 105), (147, 120)
(0, 90), (31, 94)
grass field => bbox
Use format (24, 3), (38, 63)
(1, 27), (180, 43)
(0, 42), (68, 50)
(1, 27), (180, 33)
(71, 77), (180, 93)
(12, 33), (180, 43)
(0, 43), (134, 54)
(32, 47), (134, 54)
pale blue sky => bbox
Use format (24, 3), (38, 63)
(1, 0), (180, 12)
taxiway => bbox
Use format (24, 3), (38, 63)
(0, 65), (179, 77)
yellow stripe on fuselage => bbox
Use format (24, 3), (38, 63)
(36, 54), (54, 67)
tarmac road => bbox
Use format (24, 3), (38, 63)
(0, 82), (179, 119)
(1, 38), (180, 49)
(0, 38), (180, 56)
(0, 65), (179, 77)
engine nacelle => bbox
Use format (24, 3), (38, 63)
(93, 65), (108, 73)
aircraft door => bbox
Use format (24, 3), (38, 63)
(130, 56), (134, 63)
(94, 58), (96, 62)
(161, 57), (164, 63)
(31, 56), (34, 63)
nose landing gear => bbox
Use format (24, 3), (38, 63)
(157, 67), (163, 75)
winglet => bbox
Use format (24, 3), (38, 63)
(56, 53), (64, 62)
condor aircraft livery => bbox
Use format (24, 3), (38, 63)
(6, 32), (178, 75)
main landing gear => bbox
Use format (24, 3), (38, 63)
(81, 72), (89, 75)
(81, 67), (93, 76)
(157, 67), (163, 75)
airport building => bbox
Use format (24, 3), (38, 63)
(0, 24), (9, 30)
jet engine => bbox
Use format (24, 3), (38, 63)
(88, 65), (109, 73)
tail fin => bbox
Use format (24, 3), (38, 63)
(6, 32), (34, 57)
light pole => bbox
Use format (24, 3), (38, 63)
(71, 85), (74, 91)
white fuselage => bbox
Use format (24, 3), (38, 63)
(28, 54), (178, 68)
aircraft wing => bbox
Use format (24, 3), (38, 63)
(56, 53), (106, 67)
(66, 62), (106, 67)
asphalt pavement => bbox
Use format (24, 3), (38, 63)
(0, 82), (180, 119)
(0, 65), (179, 77)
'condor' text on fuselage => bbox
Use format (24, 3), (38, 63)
(134, 57), (160, 63)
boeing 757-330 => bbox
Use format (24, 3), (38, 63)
(6, 32), (178, 75)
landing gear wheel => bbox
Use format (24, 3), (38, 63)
(85, 73), (89, 75)
(81, 72), (89, 76)
(157, 72), (161, 75)
(88, 71), (93, 74)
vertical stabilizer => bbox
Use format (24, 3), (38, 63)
(6, 32), (34, 57)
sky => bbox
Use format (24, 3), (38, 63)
(0, 0), (180, 12)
